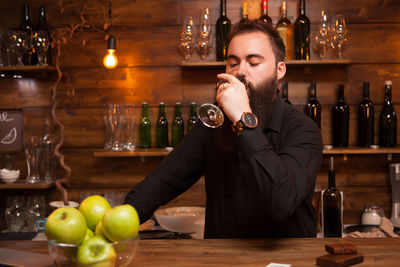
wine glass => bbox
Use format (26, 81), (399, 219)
(33, 30), (50, 66)
(178, 16), (195, 62)
(313, 10), (331, 60)
(198, 80), (225, 128)
(196, 8), (212, 60)
(331, 14), (348, 59)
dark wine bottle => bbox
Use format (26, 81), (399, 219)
(276, 1), (293, 60)
(260, 0), (272, 26)
(21, 3), (38, 65)
(156, 102), (169, 148)
(38, 5), (52, 66)
(172, 103), (185, 147)
(294, 0), (310, 60)
(304, 82), (321, 128)
(240, 2), (249, 23)
(332, 84), (349, 147)
(379, 80), (397, 147)
(187, 102), (198, 132)
(139, 102), (151, 148)
(281, 82), (291, 105)
(323, 157), (342, 238)
(358, 81), (375, 147)
(216, 0), (231, 61)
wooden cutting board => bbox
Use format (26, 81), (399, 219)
(0, 248), (54, 267)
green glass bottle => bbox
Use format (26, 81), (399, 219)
(139, 102), (151, 148)
(187, 102), (198, 132)
(156, 102), (169, 148)
(172, 102), (185, 147)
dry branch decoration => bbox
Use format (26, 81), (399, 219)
(51, 0), (118, 205)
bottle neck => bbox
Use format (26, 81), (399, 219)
(338, 87), (345, 102)
(300, 0), (306, 16)
(158, 104), (166, 117)
(142, 104), (149, 117)
(220, 0), (227, 17)
(190, 104), (197, 117)
(262, 0), (268, 15)
(385, 86), (393, 102)
(281, 2), (288, 19)
(363, 82), (370, 100)
(310, 85), (316, 100)
(39, 6), (48, 30)
(23, 3), (30, 23)
(328, 170), (336, 188)
(175, 104), (182, 117)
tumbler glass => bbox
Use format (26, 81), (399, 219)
(124, 104), (136, 151)
(110, 104), (125, 152)
(25, 195), (46, 232)
(24, 136), (42, 184)
(5, 195), (26, 232)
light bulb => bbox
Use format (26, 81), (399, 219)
(103, 49), (118, 69)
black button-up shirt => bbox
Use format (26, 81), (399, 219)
(125, 97), (323, 238)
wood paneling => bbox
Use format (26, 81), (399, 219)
(1, 0), (400, 227)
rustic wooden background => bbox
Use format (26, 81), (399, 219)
(1, 0), (400, 229)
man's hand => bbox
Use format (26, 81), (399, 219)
(216, 73), (252, 124)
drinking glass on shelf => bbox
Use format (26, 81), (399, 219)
(330, 14), (348, 59)
(196, 8), (212, 60)
(7, 30), (28, 66)
(24, 136), (42, 184)
(110, 104), (125, 152)
(178, 16), (195, 62)
(124, 104), (136, 152)
(103, 104), (113, 151)
(5, 195), (26, 232)
(313, 10), (331, 60)
(25, 195), (46, 232)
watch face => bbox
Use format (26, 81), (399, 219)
(243, 113), (258, 128)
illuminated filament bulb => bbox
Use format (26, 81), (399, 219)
(103, 36), (118, 69)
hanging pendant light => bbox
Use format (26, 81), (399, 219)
(103, 0), (118, 69)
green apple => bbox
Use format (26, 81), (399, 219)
(79, 195), (111, 231)
(77, 236), (116, 267)
(95, 220), (105, 238)
(102, 205), (139, 242)
(45, 207), (87, 245)
(83, 228), (95, 243)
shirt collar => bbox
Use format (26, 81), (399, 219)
(264, 93), (284, 133)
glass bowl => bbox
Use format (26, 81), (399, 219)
(47, 237), (139, 267)
(154, 206), (205, 234)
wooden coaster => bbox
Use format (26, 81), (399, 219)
(316, 253), (364, 267)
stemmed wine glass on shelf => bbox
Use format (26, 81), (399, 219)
(196, 8), (213, 61)
(178, 16), (195, 62)
(330, 14), (349, 59)
(313, 10), (331, 60)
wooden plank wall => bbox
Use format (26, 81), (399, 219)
(1, 0), (400, 227)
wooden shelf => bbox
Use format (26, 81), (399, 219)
(0, 66), (55, 72)
(180, 59), (351, 67)
(323, 146), (400, 155)
(0, 182), (54, 189)
(94, 148), (173, 157)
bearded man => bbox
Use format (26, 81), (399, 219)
(125, 20), (323, 238)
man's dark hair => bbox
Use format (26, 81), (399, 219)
(229, 19), (286, 64)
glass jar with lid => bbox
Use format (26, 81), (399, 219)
(361, 203), (385, 225)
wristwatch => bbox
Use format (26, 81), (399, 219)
(232, 112), (258, 135)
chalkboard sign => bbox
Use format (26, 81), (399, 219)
(0, 110), (22, 151)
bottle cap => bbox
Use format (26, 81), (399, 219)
(385, 80), (392, 86)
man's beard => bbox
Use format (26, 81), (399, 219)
(214, 73), (279, 154)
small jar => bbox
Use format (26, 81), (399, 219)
(361, 204), (385, 225)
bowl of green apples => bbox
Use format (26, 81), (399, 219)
(45, 196), (140, 266)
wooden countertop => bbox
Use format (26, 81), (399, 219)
(0, 238), (399, 266)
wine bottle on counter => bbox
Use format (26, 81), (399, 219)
(379, 80), (397, 147)
(156, 103), (169, 148)
(38, 5), (52, 66)
(304, 82), (321, 128)
(332, 84), (349, 147)
(358, 81), (375, 147)
(294, 0), (310, 60)
(240, 2), (249, 23)
(281, 82), (291, 105)
(323, 157), (342, 238)
(260, 0), (272, 26)
(216, 0), (231, 61)
(172, 103), (185, 147)
(276, 1), (293, 60)
(187, 102), (198, 132)
(139, 102), (151, 148)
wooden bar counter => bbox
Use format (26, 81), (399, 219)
(1, 238), (399, 266)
